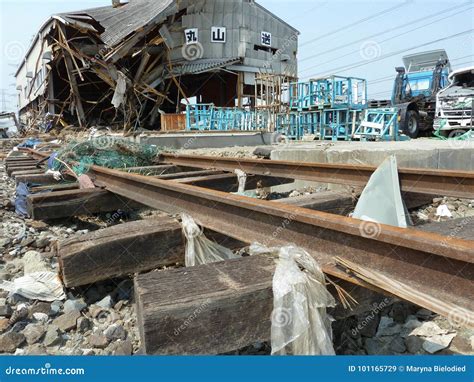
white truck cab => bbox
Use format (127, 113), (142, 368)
(434, 66), (474, 135)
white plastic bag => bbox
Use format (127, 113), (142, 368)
(250, 244), (335, 355)
(181, 214), (240, 266)
(234, 169), (247, 194)
(0, 272), (66, 302)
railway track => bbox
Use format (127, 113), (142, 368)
(9, 149), (474, 326)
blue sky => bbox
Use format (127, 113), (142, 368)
(0, 0), (473, 111)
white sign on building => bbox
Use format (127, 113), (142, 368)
(211, 27), (226, 43)
(184, 28), (199, 44)
(261, 31), (272, 47)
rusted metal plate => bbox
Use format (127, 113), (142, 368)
(160, 153), (474, 199)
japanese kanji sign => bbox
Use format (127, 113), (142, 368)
(261, 31), (272, 47)
(184, 28), (199, 45)
(211, 27), (226, 43)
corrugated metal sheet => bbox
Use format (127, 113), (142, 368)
(61, 0), (176, 47)
(169, 58), (241, 76)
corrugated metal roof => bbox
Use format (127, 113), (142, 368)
(169, 58), (242, 76)
(61, 0), (176, 48)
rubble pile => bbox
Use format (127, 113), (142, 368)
(415, 197), (474, 222)
(1, 155), (472, 355)
(0, 162), (139, 355)
(334, 301), (473, 355)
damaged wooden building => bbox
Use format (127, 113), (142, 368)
(14, 0), (299, 132)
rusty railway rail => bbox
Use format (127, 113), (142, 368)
(160, 153), (474, 199)
(24, 149), (474, 325)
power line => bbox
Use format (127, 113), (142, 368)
(302, 28), (474, 79)
(452, 60), (474, 68)
(299, 1), (410, 48)
(299, 1), (472, 65)
(299, 5), (473, 75)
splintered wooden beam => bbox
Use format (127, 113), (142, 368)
(59, 218), (183, 287)
(27, 188), (142, 220)
(134, 255), (380, 355)
(58, 218), (247, 287)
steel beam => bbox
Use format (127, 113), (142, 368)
(160, 153), (474, 199)
(26, 149), (474, 324)
(88, 165), (473, 325)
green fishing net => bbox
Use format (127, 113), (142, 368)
(51, 137), (162, 175)
(433, 119), (474, 141)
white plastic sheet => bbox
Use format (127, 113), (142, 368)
(112, 71), (127, 108)
(0, 272), (66, 302)
(181, 214), (240, 266)
(234, 169), (247, 194)
(250, 244), (336, 355)
(353, 155), (409, 228)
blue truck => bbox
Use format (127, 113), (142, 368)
(373, 50), (451, 138)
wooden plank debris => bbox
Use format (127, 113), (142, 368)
(26, 189), (142, 220)
(58, 218), (247, 287)
(59, 218), (183, 287)
(135, 255), (276, 355)
(134, 254), (387, 354)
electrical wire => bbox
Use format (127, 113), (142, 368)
(299, 1), (472, 63)
(302, 29), (474, 79)
(299, 5), (473, 75)
(299, 1), (410, 47)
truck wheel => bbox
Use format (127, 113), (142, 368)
(403, 110), (420, 138)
